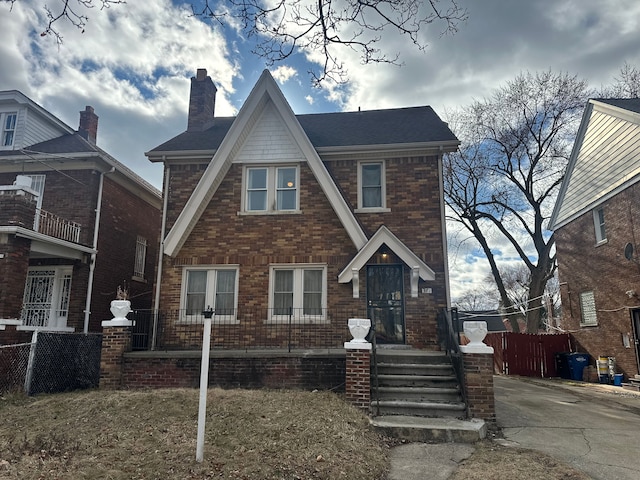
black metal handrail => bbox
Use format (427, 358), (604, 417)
(437, 307), (469, 418)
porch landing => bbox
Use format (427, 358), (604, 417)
(371, 415), (487, 443)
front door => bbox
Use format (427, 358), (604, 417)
(632, 309), (640, 374)
(367, 265), (405, 344)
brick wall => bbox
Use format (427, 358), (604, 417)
(345, 349), (371, 411)
(121, 352), (346, 390)
(160, 154), (447, 349)
(463, 353), (495, 422)
(0, 234), (31, 322)
(100, 326), (132, 388)
(556, 182), (640, 378)
(0, 188), (37, 228)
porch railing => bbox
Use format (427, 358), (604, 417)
(437, 307), (469, 418)
(36, 209), (81, 244)
(131, 307), (365, 352)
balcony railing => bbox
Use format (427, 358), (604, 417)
(130, 307), (366, 352)
(36, 209), (81, 244)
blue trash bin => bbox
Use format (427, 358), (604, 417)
(567, 353), (589, 381)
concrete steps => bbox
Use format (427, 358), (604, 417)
(370, 415), (487, 443)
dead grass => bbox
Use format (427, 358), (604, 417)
(0, 388), (389, 480)
(451, 440), (591, 480)
(0, 389), (593, 480)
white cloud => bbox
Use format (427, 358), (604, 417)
(271, 65), (298, 84)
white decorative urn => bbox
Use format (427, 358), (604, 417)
(347, 318), (371, 343)
(463, 321), (488, 346)
(110, 300), (132, 320)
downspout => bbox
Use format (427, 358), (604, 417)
(83, 167), (115, 333)
(151, 163), (170, 350)
(438, 152), (452, 308)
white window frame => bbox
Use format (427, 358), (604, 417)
(579, 291), (598, 326)
(356, 161), (389, 212)
(593, 207), (607, 244)
(19, 266), (74, 331)
(133, 235), (147, 280)
(27, 174), (46, 231)
(267, 264), (327, 324)
(0, 112), (17, 149)
(180, 266), (239, 323)
(241, 165), (300, 214)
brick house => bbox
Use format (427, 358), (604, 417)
(0, 91), (161, 343)
(550, 98), (640, 379)
(144, 69), (459, 352)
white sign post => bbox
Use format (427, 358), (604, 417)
(196, 308), (214, 462)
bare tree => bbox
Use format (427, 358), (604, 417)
(3, 0), (467, 85)
(598, 62), (640, 98)
(444, 71), (590, 333)
(452, 287), (498, 311)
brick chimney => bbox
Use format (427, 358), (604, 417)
(187, 68), (217, 132)
(78, 106), (99, 144)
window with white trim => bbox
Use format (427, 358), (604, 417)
(593, 207), (606, 244)
(244, 165), (299, 212)
(21, 266), (73, 329)
(27, 175), (46, 231)
(1, 112), (17, 148)
(182, 267), (238, 321)
(579, 291), (598, 326)
(357, 161), (387, 210)
(269, 265), (326, 321)
(134, 235), (147, 279)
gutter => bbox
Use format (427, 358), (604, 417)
(83, 167), (115, 334)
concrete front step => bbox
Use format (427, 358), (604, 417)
(376, 362), (454, 376)
(375, 350), (449, 365)
(376, 386), (462, 402)
(371, 415), (486, 443)
(376, 373), (458, 388)
(372, 400), (467, 418)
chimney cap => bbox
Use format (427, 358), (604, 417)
(196, 69), (208, 81)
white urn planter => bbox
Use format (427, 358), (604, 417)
(347, 318), (371, 343)
(461, 320), (493, 354)
(110, 300), (132, 320)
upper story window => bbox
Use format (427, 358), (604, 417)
(357, 161), (388, 211)
(182, 267), (238, 322)
(1, 112), (17, 148)
(268, 265), (327, 322)
(579, 291), (598, 326)
(244, 165), (299, 213)
(593, 207), (606, 244)
(134, 235), (147, 280)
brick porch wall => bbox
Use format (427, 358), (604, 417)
(463, 353), (496, 423)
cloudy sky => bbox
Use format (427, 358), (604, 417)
(2, 0), (640, 300)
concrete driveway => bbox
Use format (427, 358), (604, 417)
(495, 375), (640, 480)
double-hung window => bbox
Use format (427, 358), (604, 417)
(182, 267), (238, 321)
(357, 161), (388, 211)
(593, 207), (606, 244)
(579, 291), (598, 326)
(244, 165), (299, 213)
(269, 265), (326, 322)
(1, 112), (17, 148)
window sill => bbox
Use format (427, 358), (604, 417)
(595, 239), (608, 247)
(176, 318), (239, 326)
(579, 323), (598, 328)
(355, 207), (391, 214)
(265, 317), (329, 325)
(131, 275), (147, 284)
(237, 210), (302, 216)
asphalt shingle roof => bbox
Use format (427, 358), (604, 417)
(148, 106), (458, 153)
(595, 98), (640, 115)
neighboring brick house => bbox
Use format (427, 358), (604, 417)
(0, 91), (161, 343)
(145, 69), (459, 351)
(550, 98), (640, 378)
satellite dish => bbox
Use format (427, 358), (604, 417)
(625, 242), (634, 261)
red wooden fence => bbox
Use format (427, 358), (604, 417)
(484, 332), (573, 378)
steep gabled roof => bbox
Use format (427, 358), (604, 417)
(550, 98), (640, 229)
(162, 69), (369, 257)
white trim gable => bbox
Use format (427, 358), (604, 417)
(163, 69), (367, 257)
(338, 225), (436, 298)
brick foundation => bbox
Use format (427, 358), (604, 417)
(345, 347), (371, 411)
(463, 353), (495, 423)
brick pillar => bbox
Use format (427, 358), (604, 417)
(462, 352), (496, 423)
(345, 345), (371, 412)
(100, 301), (133, 389)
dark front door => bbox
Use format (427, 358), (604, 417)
(632, 309), (640, 374)
(367, 265), (405, 344)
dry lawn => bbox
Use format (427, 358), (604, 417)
(0, 388), (388, 479)
(0, 388), (591, 480)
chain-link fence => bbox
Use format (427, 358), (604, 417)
(0, 342), (32, 394)
(0, 332), (102, 395)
